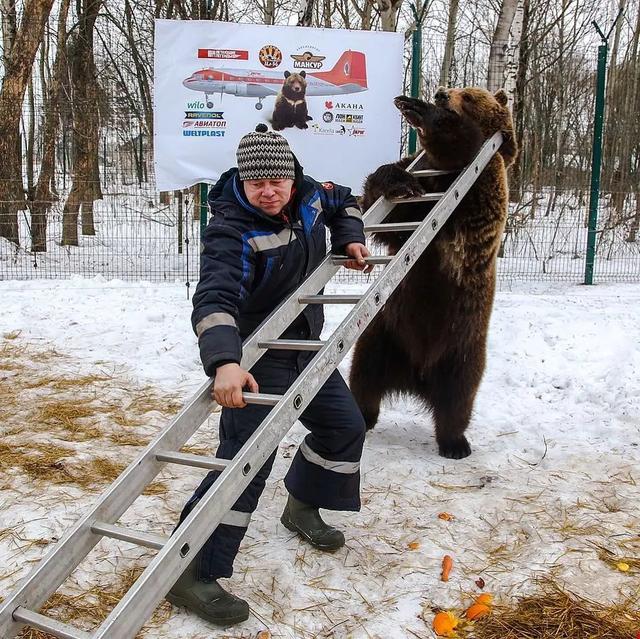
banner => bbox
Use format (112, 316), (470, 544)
(154, 20), (404, 193)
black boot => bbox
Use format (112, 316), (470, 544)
(166, 558), (249, 626)
(280, 494), (345, 551)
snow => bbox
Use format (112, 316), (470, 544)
(1, 277), (639, 638)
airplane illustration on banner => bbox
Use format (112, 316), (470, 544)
(182, 50), (368, 110)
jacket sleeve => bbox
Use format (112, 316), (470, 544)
(192, 218), (254, 377)
(317, 181), (366, 253)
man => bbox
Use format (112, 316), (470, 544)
(167, 124), (372, 626)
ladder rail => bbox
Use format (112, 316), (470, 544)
(0, 135), (504, 638)
(91, 134), (502, 638)
(0, 151), (426, 639)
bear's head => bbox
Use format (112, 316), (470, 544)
(395, 87), (517, 171)
(282, 71), (308, 100)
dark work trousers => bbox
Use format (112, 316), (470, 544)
(177, 351), (366, 580)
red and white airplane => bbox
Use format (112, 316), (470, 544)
(182, 50), (368, 110)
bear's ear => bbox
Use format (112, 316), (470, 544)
(299, 70), (306, 78)
(284, 70), (291, 78)
(494, 89), (508, 106)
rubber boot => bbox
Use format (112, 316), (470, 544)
(166, 558), (249, 626)
(280, 494), (345, 551)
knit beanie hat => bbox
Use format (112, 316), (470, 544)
(236, 124), (295, 181)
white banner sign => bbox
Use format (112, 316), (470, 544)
(153, 20), (404, 193)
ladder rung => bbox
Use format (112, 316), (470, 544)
(411, 169), (458, 177)
(389, 192), (445, 203)
(331, 255), (393, 266)
(242, 392), (283, 406)
(12, 607), (91, 639)
(299, 295), (361, 304)
(156, 451), (230, 471)
(364, 222), (421, 233)
(91, 522), (168, 550)
(258, 339), (325, 351)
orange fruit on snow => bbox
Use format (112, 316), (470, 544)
(432, 611), (459, 636)
(466, 603), (491, 620)
(475, 593), (493, 606)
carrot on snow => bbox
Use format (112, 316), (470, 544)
(441, 554), (453, 582)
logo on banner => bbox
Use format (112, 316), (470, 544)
(349, 127), (366, 137)
(183, 130), (226, 137)
(334, 102), (364, 110)
(322, 112), (333, 123)
(198, 49), (248, 60)
(335, 113), (364, 123)
(325, 100), (333, 109)
(258, 45), (282, 68)
(184, 111), (224, 119)
(290, 48), (325, 70)
(183, 120), (227, 128)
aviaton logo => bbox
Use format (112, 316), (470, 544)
(259, 45), (282, 68)
(290, 48), (325, 70)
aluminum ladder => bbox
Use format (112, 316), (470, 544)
(0, 132), (503, 639)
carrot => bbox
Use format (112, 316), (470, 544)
(441, 554), (453, 582)
(466, 602), (490, 620)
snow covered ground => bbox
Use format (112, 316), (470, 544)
(0, 277), (639, 638)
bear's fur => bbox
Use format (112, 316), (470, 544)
(349, 87), (517, 459)
(271, 71), (313, 131)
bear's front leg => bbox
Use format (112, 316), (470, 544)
(361, 163), (425, 211)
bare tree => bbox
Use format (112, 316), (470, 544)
(0, 0), (55, 246)
(439, 0), (459, 86)
(29, 0), (71, 252)
(61, 0), (104, 246)
(487, 0), (518, 91)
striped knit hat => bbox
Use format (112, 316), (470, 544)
(236, 124), (295, 181)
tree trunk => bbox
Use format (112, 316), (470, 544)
(297, 0), (315, 25)
(61, 0), (104, 245)
(509, 0), (529, 200)
(487, 0), (519, 91)
(439, 0), (459, 87)
(377, 0), (403, 32)
(0, 0), (55, 246)
(30, 0), (71, 252)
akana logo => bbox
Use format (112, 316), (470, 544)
(334, 102), (364, 110)
(290, 48), (325, 70)
(259, 45), (282, 68)
(325, 100), (334, 109)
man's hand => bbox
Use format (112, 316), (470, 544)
(344, 242), (374, 273)
(213, 363), (259, 408)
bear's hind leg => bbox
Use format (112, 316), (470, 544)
(349, 315), (412, 431)
(429, 347), (485, 459)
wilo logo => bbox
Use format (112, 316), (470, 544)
(187, 101), (206, 109)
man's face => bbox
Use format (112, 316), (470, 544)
(243, 178), (294, 216)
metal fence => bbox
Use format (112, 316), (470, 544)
(2, 182), (638, 287)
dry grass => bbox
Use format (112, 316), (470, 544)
(17, 566), (173, 639)
(470, 579), (640, 639)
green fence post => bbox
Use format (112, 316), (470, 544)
(199, 182), (208, 239)
(408, 4), (423, 156)
(584, 42), (607, 285)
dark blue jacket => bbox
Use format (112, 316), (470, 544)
(193, 160), (365, 376)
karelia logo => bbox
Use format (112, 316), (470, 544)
(291, 50), (325, 70)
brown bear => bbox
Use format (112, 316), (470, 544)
(271, 70), (313, 131)
(349, 87), (517, 459)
